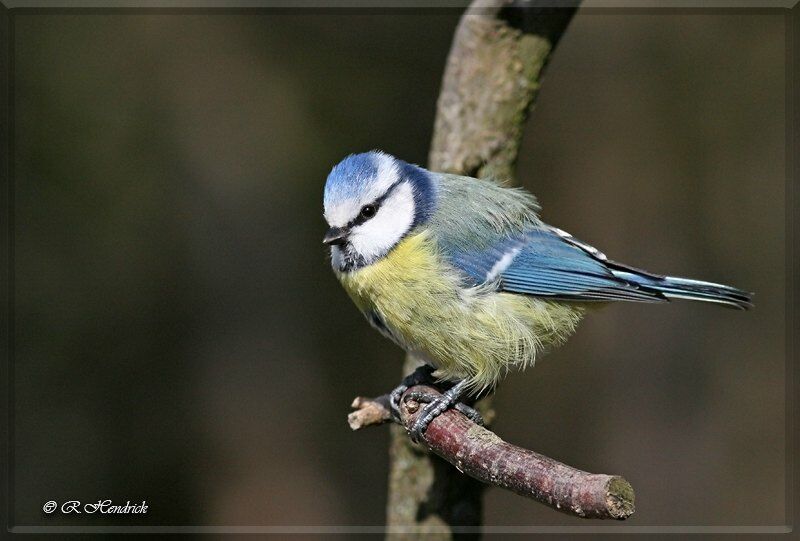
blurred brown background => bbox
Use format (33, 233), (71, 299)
(11, 8), (786, 529)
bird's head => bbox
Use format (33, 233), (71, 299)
(323, 151), (436, 272)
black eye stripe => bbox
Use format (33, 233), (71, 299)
(346, 179), (404, 228)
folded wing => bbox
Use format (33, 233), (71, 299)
(445, 225), (667, 303)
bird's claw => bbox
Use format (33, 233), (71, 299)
(406, 390), (449, 442)
(453, 402), (485, 426)
(388, 366), (482, 442)
(389, 383), (408, 422)
(403, 387), (483, 443)
(389, 365), (437, 422)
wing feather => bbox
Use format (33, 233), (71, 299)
(442, 226), (665, 303)
(428, 174), (665, 303)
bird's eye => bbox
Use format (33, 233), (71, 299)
(360, 205), (377, 219)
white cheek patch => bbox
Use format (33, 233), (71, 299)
(348, 182), (415, 262)
(324, 152), (401, 228)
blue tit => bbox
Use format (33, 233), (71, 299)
(323, 150), (752, 439)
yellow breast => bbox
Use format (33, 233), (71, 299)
(336, 231), (584, 392)
(337, 231), (455, 317)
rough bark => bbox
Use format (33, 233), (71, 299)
(429, 0), (578, 181)
(383, 1), (582, 538)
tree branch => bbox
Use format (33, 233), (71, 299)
(351, 388), (634, 520)
(376, 0), (586, 536)
(429, 0), (578, 180)
(348, 395), (392, 430)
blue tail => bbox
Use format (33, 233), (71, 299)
(610, 268), (753, 310)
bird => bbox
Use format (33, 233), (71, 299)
(323, 150), (752, 441)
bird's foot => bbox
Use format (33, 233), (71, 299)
(403, 380), (483, 443)
(389, 365), (436, 422)
(389, 366), (484, 442)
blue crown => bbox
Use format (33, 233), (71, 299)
(324, 151), (436, 227)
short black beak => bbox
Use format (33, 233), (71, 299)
(323, 226), (348, 246)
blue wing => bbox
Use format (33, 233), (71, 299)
(445, 226), (667, 303)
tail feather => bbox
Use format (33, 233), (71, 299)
(611, 270), (754, 310)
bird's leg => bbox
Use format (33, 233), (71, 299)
(404, 378), (483, 443)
